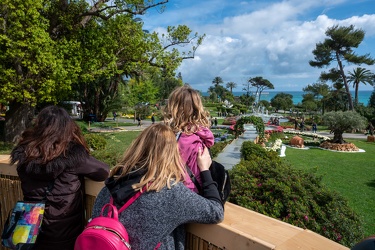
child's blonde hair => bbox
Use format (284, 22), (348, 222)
(163, 85), (210, 134)
(110, 123), (185, 192)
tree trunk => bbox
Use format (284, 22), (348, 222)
(4, 102), (35, 143)
(332, 131), (345, 144)
(354, 82), (359, 106)
(336, 52), (354, 111)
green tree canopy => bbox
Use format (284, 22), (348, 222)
(302, 82), (330, 113)
(0, 0), (78, 141)
(347, 67), (374, 105)
(226, 82), (237, 93)
(309, 25), (375, 111)
(270, 92), (293, 112)
(0, 0), (204, 141)
(248, 76), (274, 104)
(212, 76), (224, 87)
(322, 111), (367, 143)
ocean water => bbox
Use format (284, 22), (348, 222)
(202, 90), (373, 105)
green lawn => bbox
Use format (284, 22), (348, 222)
(90, 131), (141, 167)
(282, 139), (375, 237)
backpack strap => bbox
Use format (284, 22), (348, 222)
(117, 191), (143, 213)
(109, 185), (146, 215)
(185, 164), (202, 193)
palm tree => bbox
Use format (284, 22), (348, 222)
(212, 76), (223, 87)
(226, 82), (237, 93)
(347, 67), (374, 105)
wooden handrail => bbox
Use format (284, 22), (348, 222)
(0, 155), (348, 250)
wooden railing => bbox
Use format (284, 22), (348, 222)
(0, 155), (348, 250)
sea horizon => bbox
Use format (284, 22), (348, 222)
(202, 90), (373, 105)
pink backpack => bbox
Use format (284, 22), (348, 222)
(74, 192), (142, 250)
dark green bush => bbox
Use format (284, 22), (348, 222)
(79, 123), (89, 134)
(268, 131), (284, 142)
(91, 150), (119, 167)
(84, 133), (107, 150)
(303, 140), (321, 147)
(239, 108), (247, 114)
(203, 103), (219, 108)
(230, 144), (364, 247)
(0, 141), (13, 154)
(240, 141), (275, 160)
(210, 140), (231, 158)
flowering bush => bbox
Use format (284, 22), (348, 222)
(222, 116), (237, 125)
(214, 133), (231, 142)
(212, 129), (234, 143)
(265, 139), (282, 152)
(230, 142), (364, 247)
(265, 126), (284, 134)
(84, 133), (107, 150)
(210, 140), (232, 157)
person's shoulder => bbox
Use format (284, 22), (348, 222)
(196, 126), (213, 134)
(195, 127), (214, 138)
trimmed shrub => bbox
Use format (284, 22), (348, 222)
(230, 143), (364, 247)
(240, 141), (275, 160)
(210, 140), (231, 158)
(84, 133), (107, 150)
(91, 150), (118, 167)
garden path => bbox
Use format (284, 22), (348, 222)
(214, 125), (258, 170)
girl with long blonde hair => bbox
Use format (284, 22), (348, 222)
(163, 85), (215, 193)
(92, 123), (223, 249)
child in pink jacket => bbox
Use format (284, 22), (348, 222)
(164, 85), (214, 193)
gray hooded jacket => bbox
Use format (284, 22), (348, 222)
(92, 170), (224, 249)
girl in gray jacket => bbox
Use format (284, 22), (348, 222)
(92, 123), (224, 249)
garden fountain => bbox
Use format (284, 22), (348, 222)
(249, 105), (287, 123)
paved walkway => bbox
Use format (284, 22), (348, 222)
(214, 125), (258, 170)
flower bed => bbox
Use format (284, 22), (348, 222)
(283, 130), (362, 152)
(265, 125), (284, 134)
(265, 139), (282, 152)
(283, 130), (330, 141)
(212, 129), (235, 143)
(320, 141), (359, 152)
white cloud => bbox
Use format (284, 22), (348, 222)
(145, 0), (375, 92)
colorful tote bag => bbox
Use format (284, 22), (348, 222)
(1, 201), (45, 250)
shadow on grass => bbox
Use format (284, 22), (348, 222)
(366, 179), (375, 189)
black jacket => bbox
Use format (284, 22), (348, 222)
(11, 143), (109, 250)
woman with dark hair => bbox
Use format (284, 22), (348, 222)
(10, 105), (109, 250)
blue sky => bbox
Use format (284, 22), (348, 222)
(142, 0), (375, 92)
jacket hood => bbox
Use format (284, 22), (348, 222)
(105, 167), (146, 206)
(11, 143), (89, 181)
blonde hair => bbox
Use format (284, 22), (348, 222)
(110, 123), (185, 192)
(163, 85), (210, 134)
